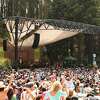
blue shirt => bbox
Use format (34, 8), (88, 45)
(44, 90), (67, 100)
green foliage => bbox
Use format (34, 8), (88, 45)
(34, 48), (41, 62)
(2, 0), (100, 25)
(0, 58), (11, 70)
(0, 47), (4, 57)
(0, 21), (9, 39)
(48, 0), (99, 25)
(5, 0), (51, 18)
(0, 47), (11, 69)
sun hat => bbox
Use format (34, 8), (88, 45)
(0, 81), (5, 88)
(24, 82), (35, 88)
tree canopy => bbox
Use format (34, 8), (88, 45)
(48, 0), (99, 25)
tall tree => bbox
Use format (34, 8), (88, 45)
(48, 0), (98, 25)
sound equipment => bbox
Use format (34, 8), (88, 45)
(32, 33), (40, 48)
(3, 39), (7, 51)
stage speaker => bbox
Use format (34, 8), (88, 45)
(3, 39), (7, 51)
(32, 33), (40, 48)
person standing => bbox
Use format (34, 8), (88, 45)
(44, 81), (67, 100)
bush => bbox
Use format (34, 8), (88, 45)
(0, 58), (11, 70)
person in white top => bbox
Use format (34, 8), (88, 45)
(21, 82), (36, 100)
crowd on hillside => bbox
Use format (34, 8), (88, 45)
(0, 65), (100, 100)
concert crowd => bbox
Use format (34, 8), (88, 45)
(0, 64), (100, 100)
